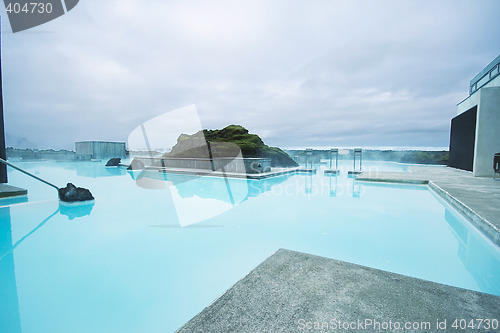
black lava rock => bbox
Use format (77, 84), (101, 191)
(105, 157), (121, 166)
(58, 183), (94, 202)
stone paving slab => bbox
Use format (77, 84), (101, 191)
(357, 166), (500, 246)
(177, 249), (500, 333)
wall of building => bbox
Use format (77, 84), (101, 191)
(75, 142), (93, 159)
(76, 141), (126, 159)
(452, 54), (500, 177)
(133, 156), (272, 174)
(473, 87), (500, 177)
(448, 107), (476, 171)
(91, 142), (126, 159)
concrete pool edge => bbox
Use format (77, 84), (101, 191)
(427, 181), (500, 247)
(0, 184), (27, 199)
(151, 166), (315, 179)
(176, 249), (500, 333)
(356, 167), (500, 248)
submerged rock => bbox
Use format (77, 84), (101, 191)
(105, 157), (121, 166)
(58, 183), (94, 202)
(127, 159), (145, 170)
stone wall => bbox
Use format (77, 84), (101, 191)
(133, 156), (272, 174)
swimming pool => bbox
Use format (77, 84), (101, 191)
(1, 161), (499, 332)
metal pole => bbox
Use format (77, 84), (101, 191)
(360, 150), (362, 171)
(0, 19), (8, 183)
(207, 142), (215, 171)
(331, 149), (338, 170)
(306, 149), (313, 169)
(0, 158), (59, 190)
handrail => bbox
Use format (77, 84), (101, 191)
(0, 157), (59, 190)
(469, 54), (500, 95)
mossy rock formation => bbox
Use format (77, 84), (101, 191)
(166, 125), (298, 167)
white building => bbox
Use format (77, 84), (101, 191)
(449, 54), (500, 177)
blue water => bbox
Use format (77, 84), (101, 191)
(0, 161), (499, 333)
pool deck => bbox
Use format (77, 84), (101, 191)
(0, 184), (27, 199)
(177, 249), (500, 333)
(356, 166), (500, 246)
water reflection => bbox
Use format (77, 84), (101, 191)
(0, 201), (95, 332)
(328, 175), (338, 197)
(133, 171), (291, 227)
(1, 202), (94, 262)
(304, 173), (313, 194)
(134, 171), (291, 204)
(59, 201), (95, 220)
(326, 170), (361, 198)
(0, 195), (28, 208)
(129, 170), (167, 190)
(76, 165), (128, 178)
(16, 161), (129, 179)
(352, 178), (361, 198)
(0, 206), (22, 333)
(445, 209), (500, 294)
(171, 173), (291, 226)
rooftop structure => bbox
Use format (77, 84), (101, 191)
(469, 53), (500, 95)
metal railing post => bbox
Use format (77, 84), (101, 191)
(0, 158), (59, 191)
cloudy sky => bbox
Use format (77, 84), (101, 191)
(1, 0), (500, 150)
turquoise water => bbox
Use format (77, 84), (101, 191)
(1, 161), (499, 333)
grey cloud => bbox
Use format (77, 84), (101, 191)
(2, 0), (499, 150)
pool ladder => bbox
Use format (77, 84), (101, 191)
(324, 148), (339, 175)
(348, 148), (362, 176)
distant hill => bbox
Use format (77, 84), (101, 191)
(288, 149), (449, 165)
(6, 147), (77, 160)
(5, 133), (38, 149)
(166, 125), (298, 167)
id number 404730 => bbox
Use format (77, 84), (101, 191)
(452, 319), (499, 330)
(5, 2), (53, 14)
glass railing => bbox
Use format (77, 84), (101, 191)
(469, 54), (500, 94)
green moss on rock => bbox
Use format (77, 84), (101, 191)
(166, 125), (298, 167)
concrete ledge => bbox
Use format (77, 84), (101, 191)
(177, 249), (500, 333)
(357, 177), (428, 185)
(133, 156), (273, 175)
(354, 167), (500, 248)
(0, 184), (27, 199)
(427, 181), (500, 247)
(154, 167), (314, 180)
(324, 169), (339, 175)
(295, 168), (316, 174)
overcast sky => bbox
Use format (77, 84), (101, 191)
(1, 0), (500, 150)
